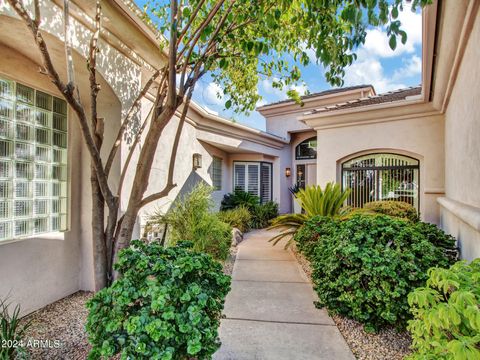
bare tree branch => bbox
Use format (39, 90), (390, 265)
(6, 0), (115, 206)
(138, 64), (201, 209)
(166, 0), (179, 108)
(176, 0), (206, 46)
(104, 68), (164, 177)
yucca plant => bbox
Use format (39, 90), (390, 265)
(0, 297), (31, 360)
(268, 182), (350, 248)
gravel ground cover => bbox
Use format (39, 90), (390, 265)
(291, 244), (413, 360)
(21, 291), (92, 360)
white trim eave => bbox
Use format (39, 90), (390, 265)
(181, 103), (289, 150)
(300, 99), (440, 130)
(438, 197), (480, 232)
(256, 86), (375, 116)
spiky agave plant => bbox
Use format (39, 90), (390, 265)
(268, 182), (350, 248)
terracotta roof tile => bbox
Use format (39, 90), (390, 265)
(307, 86), (422, 114)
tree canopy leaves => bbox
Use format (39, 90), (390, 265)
(141, 0), (431, 112)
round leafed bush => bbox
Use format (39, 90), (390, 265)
(86, 240), (231, 360)
(309, 214), (458, 331)
(407, 259), (480, 359)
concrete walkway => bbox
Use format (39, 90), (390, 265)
(214, 229), (354, 360)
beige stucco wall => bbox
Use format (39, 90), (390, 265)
(440, 10), (480, 261)
(0, 0), (132, 314)
(314, 115), (445, 224)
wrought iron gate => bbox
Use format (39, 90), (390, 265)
(341, 153), (420, 210)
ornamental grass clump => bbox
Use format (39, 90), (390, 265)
(86, 240), (231, 360)
(305, 214), (458, 332)
(407, 259), (480, 359)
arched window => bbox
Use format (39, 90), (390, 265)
(295, 137), (317, 160)
(341, 153), (420, 210)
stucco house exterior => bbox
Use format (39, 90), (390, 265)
(0, 0), (479, 316)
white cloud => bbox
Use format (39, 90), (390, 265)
(202, 82), (224, 105)
(343, 8), (422, 93)
(343, 57), (406, 93)
(260, 78), (309, 100)
(393, 55), (422, 80)
(362, 9), (422, 58)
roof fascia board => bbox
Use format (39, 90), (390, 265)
(257, 86), (374, 116)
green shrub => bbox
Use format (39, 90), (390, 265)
(363, 200), (419, 222)
(269, 182), (349, 248)
(147, 184), (232, 261)
(294, 216), (339, 259)
(308, 214), (458, 331)
(86, 240), (231, 360)
(407, 259), (480, 359)
(250, 201), (278, 229)
(220, 189), (259, 211)
(0, 298), (31, 360)
(217, 206), (252, 233)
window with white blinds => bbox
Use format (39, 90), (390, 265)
(212, 156), (222, 190)
(0, 77), (68, 241)
(233, 161), (272, 203)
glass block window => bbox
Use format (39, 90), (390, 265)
(211, 156), (222, 191)
(0, 77), (68, 241)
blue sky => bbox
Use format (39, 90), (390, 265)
(135, 1), (423, 130)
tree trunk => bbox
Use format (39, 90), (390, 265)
(90, 165), (108, 290)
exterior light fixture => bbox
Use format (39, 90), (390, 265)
(285, 167), (291, 177)
(193, 153), (202, 169)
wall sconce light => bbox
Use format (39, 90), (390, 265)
(285, 167), (291, 177)
(193, 153), (202, 170)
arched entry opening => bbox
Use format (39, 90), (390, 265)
(341, 153), (420, 210)
(295, 136), (316, 189)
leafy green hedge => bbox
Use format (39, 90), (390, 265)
(217, 206), (252, 233)
(86, 241), (231, 360)
(342, 200), (419, 222)
(220, 190), (278, 229)
(407, 259), (480, 359)
(297, 214), (458, 331)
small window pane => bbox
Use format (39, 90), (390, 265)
(0, 79), (13, 100)
(53, 114), (67, 131)
(0, 180), (12, 197)
(52, 131), (67, 148)
(0, 201), (11, 219)
(0, 119), (13, 138)
(0, 160), (12, 178)
(295, 137), (317, 160)
(36, 145), (50, 162)
(35, 181), (50, 197)
(15, 181), (31, 198)
(212, 157), (222, 190)
(53, 97), (67, 115)
(52, 165), (66, 181)
(15, 219), (30, 236)
(36, 128), (50, 144)
(35, 163), (50, 179)
(34, 217), (49, 233)
(0, 221), (12, 240)
(51, 182), (66, 197)
(14, 200), (32, 217)
(52, 149), (66, 164)
(36, 91), (52, 110)
(0, 99), (14, 119)
(0, 140), (13, 158)
(36, 109), (51, 127)
(16, 103), (34, 122)
(16, 84), (34, 104)
(16, 123), (34, 141)
(15, 162), (33, 179)
(15, 142), (34, 160)
(34, 199), (49, 215)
